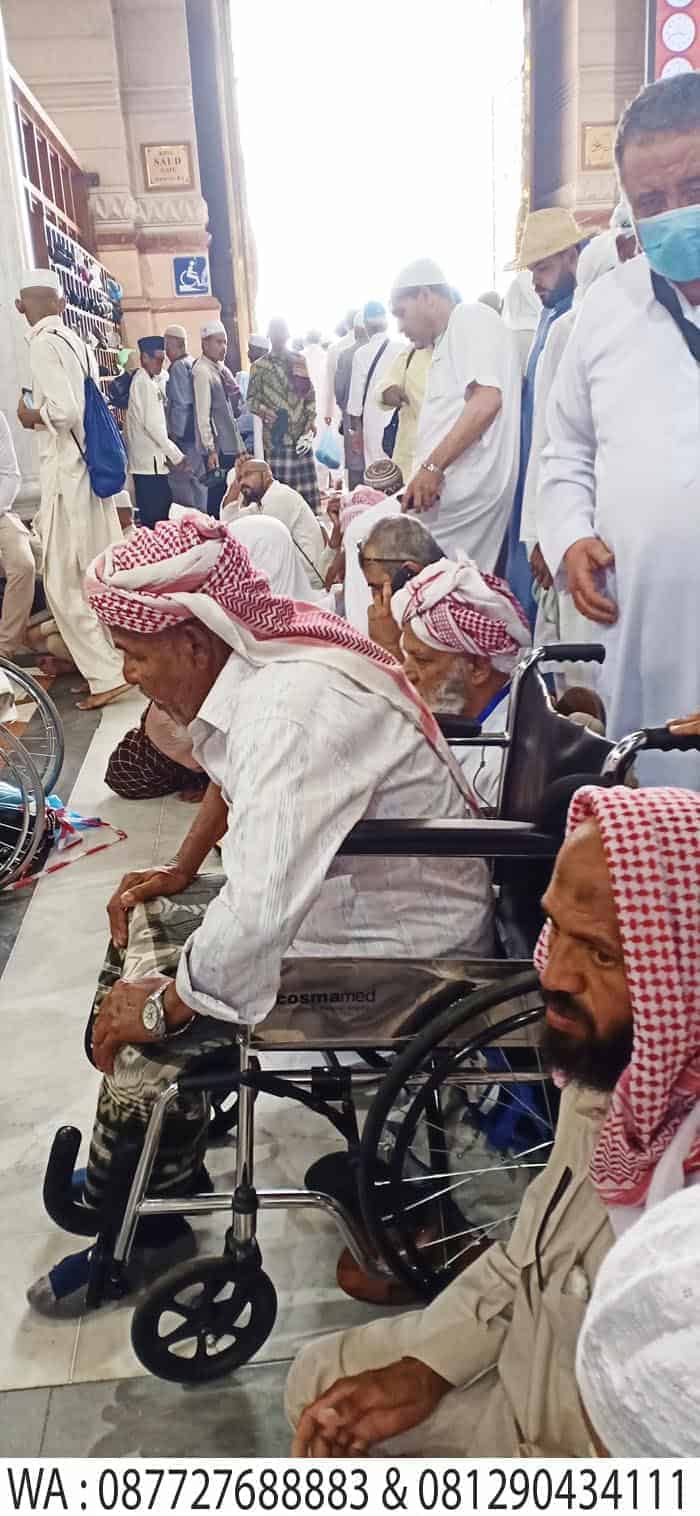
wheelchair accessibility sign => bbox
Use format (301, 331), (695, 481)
(173, 255), (211, 297)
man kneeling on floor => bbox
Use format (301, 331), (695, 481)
(28, 509), (493, 1314)
(288, 784), (700, 1458)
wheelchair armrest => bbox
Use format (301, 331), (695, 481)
(437, 715), (482, 740)
(338, 819), (558, 858)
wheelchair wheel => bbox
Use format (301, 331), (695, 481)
(0, 726), (47, 885)
(359, 971), (555, 1302)
(131, 1255), (277, 1383)
(0, 658), (64, 793)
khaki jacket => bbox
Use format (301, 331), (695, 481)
(409, 1083), (613, 1456)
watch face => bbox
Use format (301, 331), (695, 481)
(142, 997), (161, 1032)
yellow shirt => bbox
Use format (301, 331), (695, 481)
(373, 344), (432, 486)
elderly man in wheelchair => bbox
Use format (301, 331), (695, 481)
(31, 509), (700, 1458)
(31, 510), (494, 1315)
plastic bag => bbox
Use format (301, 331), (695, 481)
(315, 426), (342, 470)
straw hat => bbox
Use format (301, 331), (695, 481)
(507, 208), (588, 271)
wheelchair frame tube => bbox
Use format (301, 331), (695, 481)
(136, 1188), (389, 1278)
(113, 1080), (180, 1266)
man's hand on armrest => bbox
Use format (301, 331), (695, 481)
(107, 782), (228, 947)
(291, 1358), (450, 1458)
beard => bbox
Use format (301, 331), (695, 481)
(540, 271), (577, 309)
(431, 665), (468, 716)
(539, 990), (634, 1093)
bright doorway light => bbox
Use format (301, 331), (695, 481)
(231, 0), (524, 336)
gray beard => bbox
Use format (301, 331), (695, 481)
(432, 667), (467, 716)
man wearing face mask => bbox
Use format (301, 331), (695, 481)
(538, 73), (700, 789)
(504, 210), (586, 624)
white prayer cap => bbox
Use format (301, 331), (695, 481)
(391, 258), (449, 297)
(576, 1186), (700, 1457)
(201, 319), (227, 339)
(20, 267), (63, 294)
(248, 332), (270, 351)
(163, 323), (188, 340)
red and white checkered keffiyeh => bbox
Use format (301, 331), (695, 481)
(86, 510), (475, 795)
(392, 557), (531, 673)
(534, 784), (700, 1208)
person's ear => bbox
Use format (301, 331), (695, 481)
(405, 560), (422, 575)
(469, 654), (492, 686)
(15, 298), (24, 315)
(58, 295), (66, 316)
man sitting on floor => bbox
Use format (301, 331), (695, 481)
(28, 510), (493, 1315)
(288, 783), (700, 1459)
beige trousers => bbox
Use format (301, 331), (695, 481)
(0, 514), (37, 659)
(37, 495), (124, 694)
(285, 1316), (512, 1457)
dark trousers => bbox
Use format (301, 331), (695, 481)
(206, 452), (237, 519)
(134, 474), (173, 529)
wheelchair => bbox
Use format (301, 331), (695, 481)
(40, 643), (700, 1383)
(0, 657), (65, 887)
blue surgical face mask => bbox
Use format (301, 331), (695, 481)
(636, 203), (700, 283)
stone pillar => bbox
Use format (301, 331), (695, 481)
(529, 0), (646, 224)
(0, 10), (39, 507)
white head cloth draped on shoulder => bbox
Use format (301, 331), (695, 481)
(85, 509), (474, 796)
(392, 557), (531, 673)
(576, 1184), (700, 1456)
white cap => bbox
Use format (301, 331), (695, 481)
(248, 332), (270, 350)
(576, 1185), (700, 1457)
(391, 258), (448, 297)
(20, 267), (63, 294)
(201, 319), (226, 339)
(163, 323), (188, 341)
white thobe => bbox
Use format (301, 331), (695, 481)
(521, 311), (599, 692)
(413, 303), (521, 567)
(456, 692), (510, 812)
(222, 479), (333, 591)
(26, 317), (124, 694)
(538, 255), (700, 787)
(348, 334), (407, 467)
(175, 654), (493, 1025)
(127, 368), (183, 476)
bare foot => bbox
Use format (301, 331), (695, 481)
(76, 683), (131, 711)
(39, 656), (77, 677)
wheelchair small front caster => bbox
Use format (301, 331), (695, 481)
(130, 1254), (277, 1383)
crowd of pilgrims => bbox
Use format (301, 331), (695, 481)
(7, 70), (700, 1459)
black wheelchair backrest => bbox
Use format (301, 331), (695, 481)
(498, 658), (613, 824)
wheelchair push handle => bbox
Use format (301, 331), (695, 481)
(534, 642), (606, 666)
(639, 726), (700, 754)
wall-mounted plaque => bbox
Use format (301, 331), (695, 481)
(581, 124), (616, 171)
(142, 143), (194, 191)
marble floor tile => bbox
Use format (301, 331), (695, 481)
(0, 1386), (50, 1456)
(40, 1364), (292, 1458)
(0, 1235), (80, 1392)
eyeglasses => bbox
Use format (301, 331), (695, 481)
(356, 547), (411, 567)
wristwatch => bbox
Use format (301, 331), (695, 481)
(421, 461), (445, 479)
(141, 983), (168, 1040)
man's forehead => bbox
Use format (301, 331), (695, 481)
(623, 129), (700, 182)
(551, 820), (614, 907)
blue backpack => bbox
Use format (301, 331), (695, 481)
(54, 332), (128, 499)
